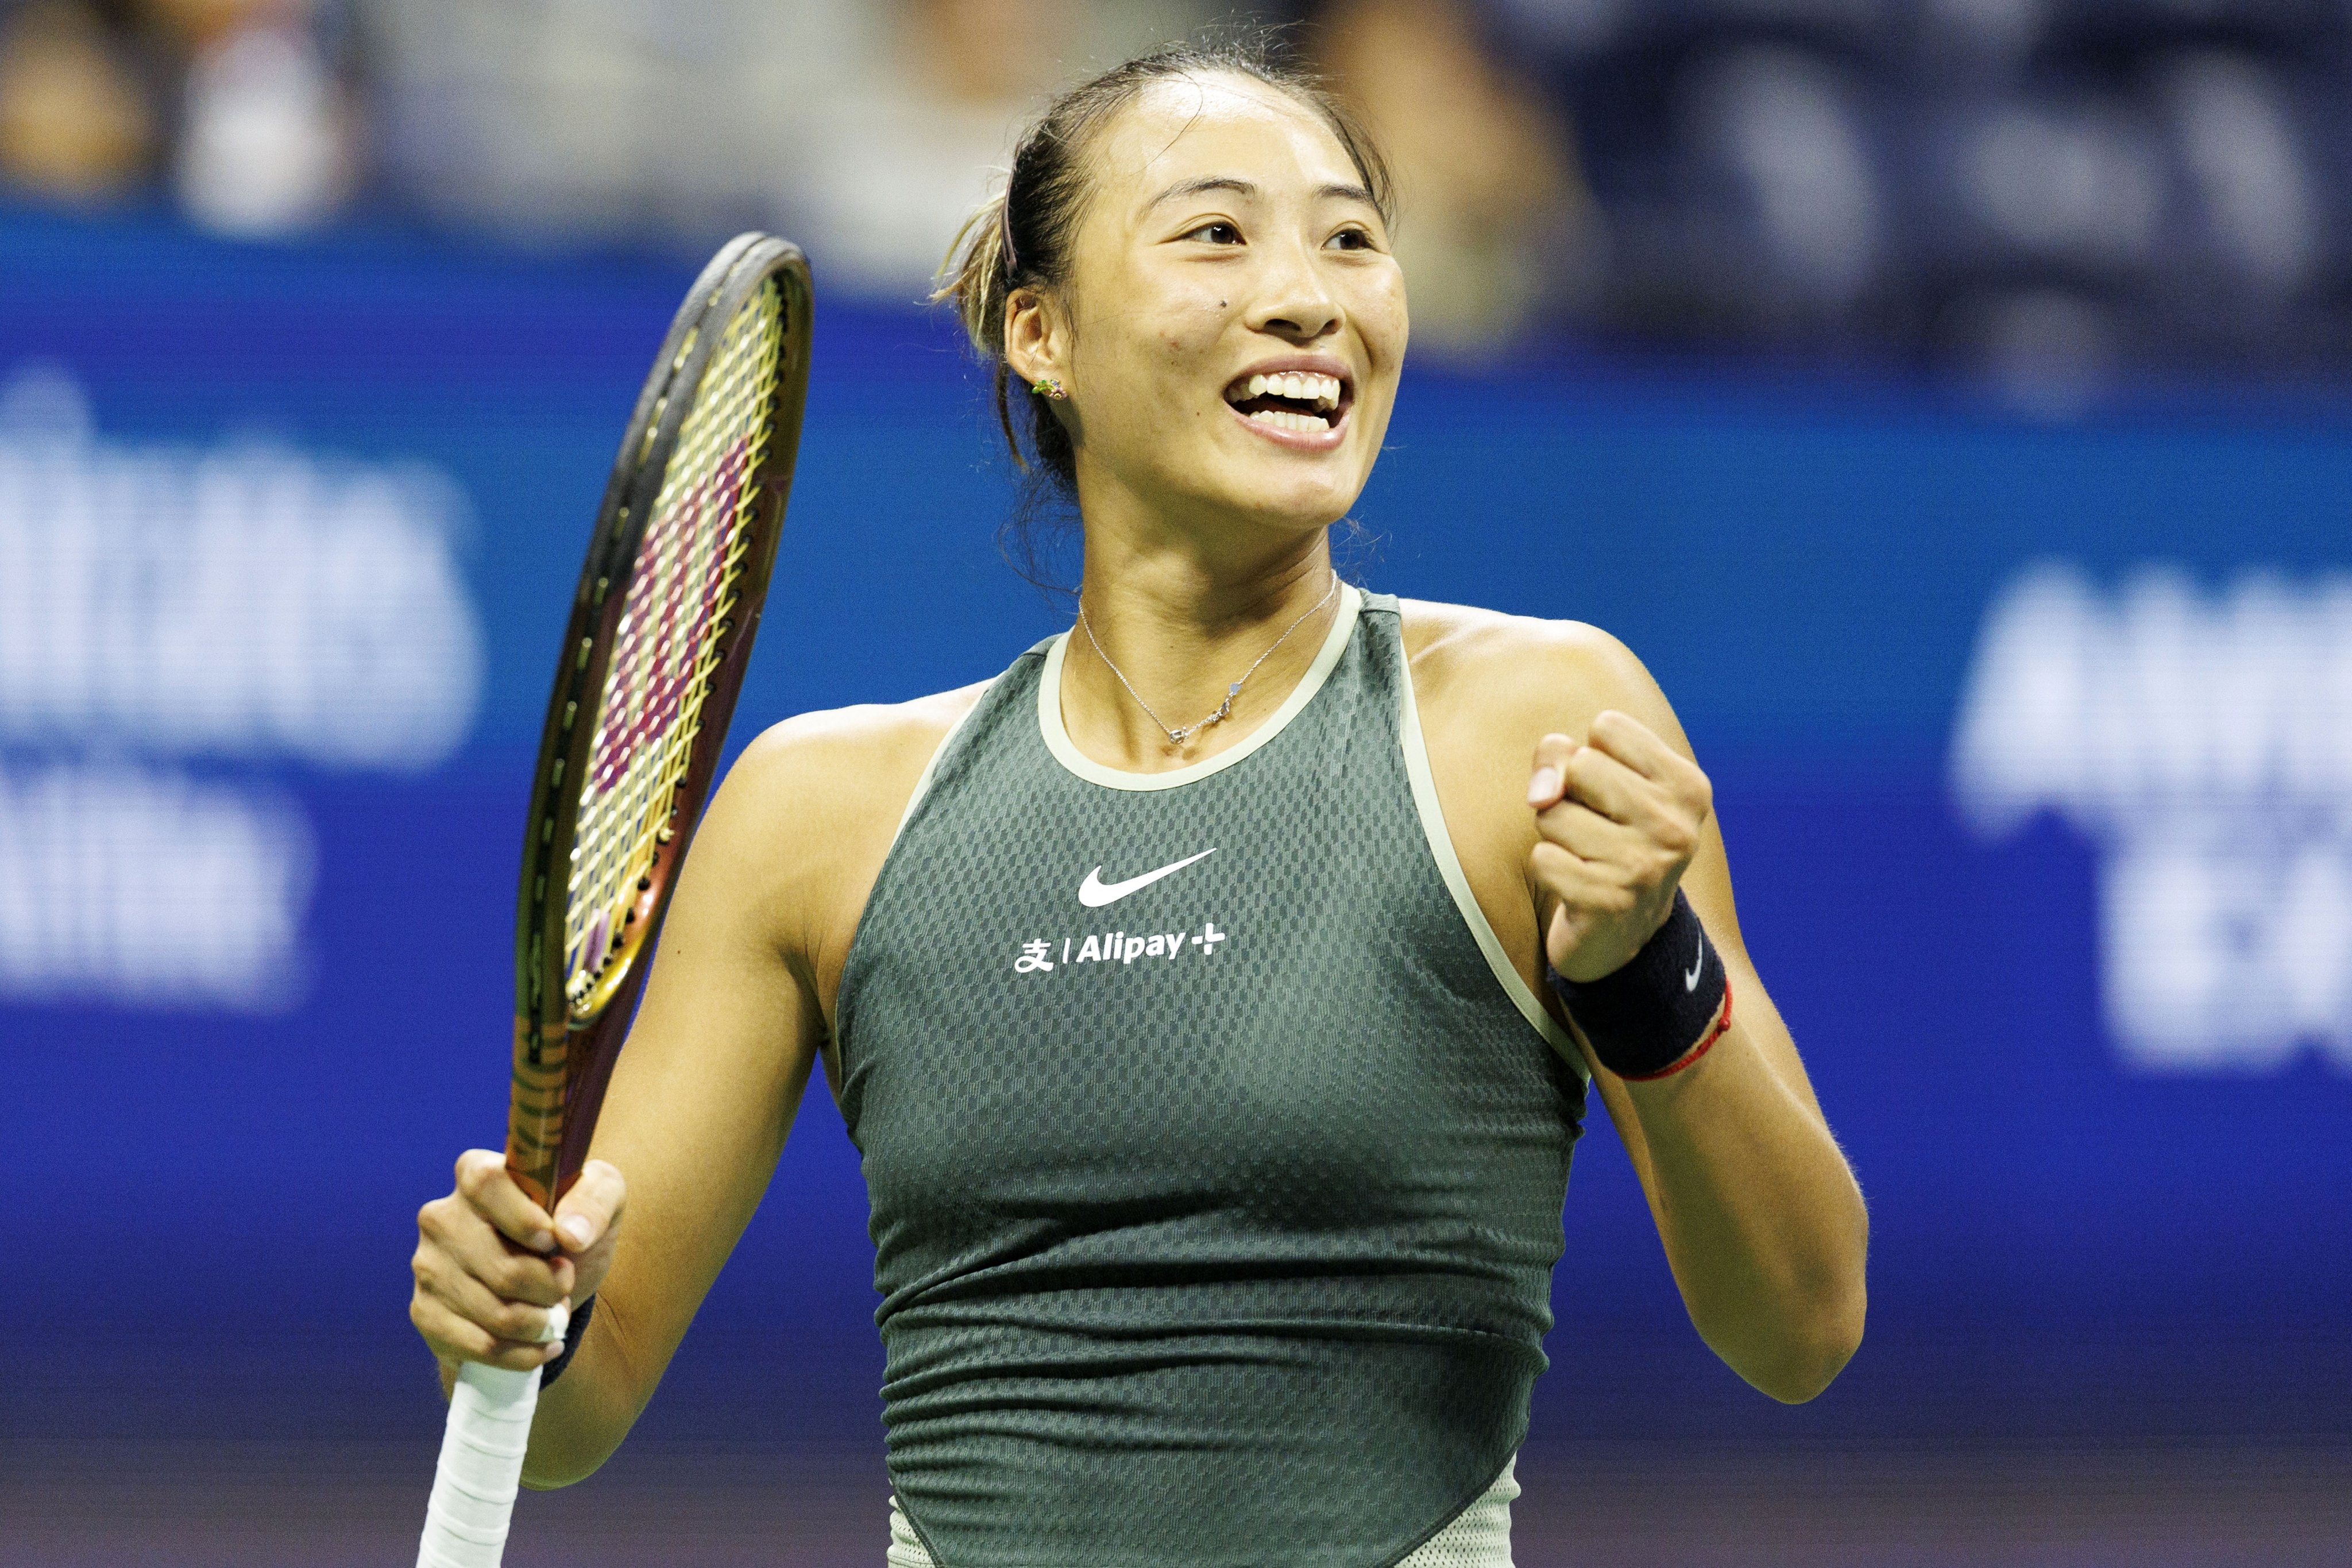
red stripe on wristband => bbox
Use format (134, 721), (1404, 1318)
(1616, 976), (1733, 1083)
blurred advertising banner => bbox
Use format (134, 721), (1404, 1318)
(0, 364), (481, 1010)
(1956, 565), (2352, 1073)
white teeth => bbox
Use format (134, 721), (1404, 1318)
(1232, 370), (1345, 418)
(1248, 407), (1327, 434)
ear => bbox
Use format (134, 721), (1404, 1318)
(1002, 285), (1069, 393)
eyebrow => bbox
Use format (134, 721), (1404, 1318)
(1144, 176), (1380, 213)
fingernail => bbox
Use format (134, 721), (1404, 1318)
(528, 1230), (555, 1254)
(1528, 767), (1560, 805)
(560, 1216), (593, 1248)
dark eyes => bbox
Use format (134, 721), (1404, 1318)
(1177, 222), (1378, 250)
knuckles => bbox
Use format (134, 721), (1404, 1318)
(477, 1253), (524, 1297)
(496, 1301), (547, 1341)
(412, 1156), (580, 1368)
(1525, 715), (1714, 973)
(453, 1149), (503, 1201)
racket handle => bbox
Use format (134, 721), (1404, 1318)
(418, 1300), (569, 1568)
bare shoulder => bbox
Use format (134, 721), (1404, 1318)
(723, 681), (989, 824)
(1397, 597), (1689, 756)
(683, 679), (990, 989)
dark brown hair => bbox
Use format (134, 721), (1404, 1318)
(934, 30), (1393, 588)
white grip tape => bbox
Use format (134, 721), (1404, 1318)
(418, 1300), (569, 1568)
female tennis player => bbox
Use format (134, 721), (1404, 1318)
(411, 36), (1866, 1567)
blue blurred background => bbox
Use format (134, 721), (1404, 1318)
(2, 2), (2348, 1564)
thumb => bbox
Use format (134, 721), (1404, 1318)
(553, 1158), (627, 1254)
(1543, 902), (1580, 973)
(1545, 899), (1591, 977)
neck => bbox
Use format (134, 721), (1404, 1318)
(1060, 507), (1343, 774)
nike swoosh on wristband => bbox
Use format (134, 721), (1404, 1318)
(1077, 848), (1217, 907)
(1684, 939), (1705, 992)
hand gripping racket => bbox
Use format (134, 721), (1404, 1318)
(418, 233), (813, 1568)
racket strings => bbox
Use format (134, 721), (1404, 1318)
(563, 279), (784, 1013)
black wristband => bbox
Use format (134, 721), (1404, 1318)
(1547, 888), (1732, 1080)
(540, 1294), (594, 1388)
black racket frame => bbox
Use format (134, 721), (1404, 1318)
(507, 233), (813, 1210)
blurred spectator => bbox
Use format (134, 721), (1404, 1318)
(1313, 0), (1592, 352)
(1666, 45), (1886, 333)
(0, 0), (353, 231)
(8, 0), (2352, 383)
(781, 0), (1087, 290)
(2147, 49), (2327, 308)
(359, 0), (826, 242)
(0, 1), (156, 202)
(157, 0), (356, 235)
(784, 0), (1237, 290)
(359, 0), (1216, 288)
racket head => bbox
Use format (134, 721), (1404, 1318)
(507, 234), (813, 1211)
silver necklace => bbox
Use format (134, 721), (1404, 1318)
(1079, 574), (1342, 748)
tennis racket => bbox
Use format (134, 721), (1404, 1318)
(417, 232), (813, 1568)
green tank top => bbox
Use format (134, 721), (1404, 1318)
(835, 587), (1587, 1567)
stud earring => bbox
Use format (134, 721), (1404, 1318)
(1031, 377), (1068, 400)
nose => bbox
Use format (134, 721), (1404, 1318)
(1246, 234), (1341, 345)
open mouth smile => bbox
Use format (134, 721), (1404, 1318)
(1223, 365), (1353, 449)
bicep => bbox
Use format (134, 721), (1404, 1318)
(580, 759), (825, 1395)
(1559, 637), (1830, 1157)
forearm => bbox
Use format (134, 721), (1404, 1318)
(515, 1303), (651, 1488)
(1617, 1019), (1867, 1401)
(430, 1321), (639, 1488)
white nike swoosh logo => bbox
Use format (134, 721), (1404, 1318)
(1078, 848), (1217, 907)
(1684, 941), (1705, 992)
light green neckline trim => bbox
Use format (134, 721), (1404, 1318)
(883, 679), (995, 856)
(1037, 584), (1364, 792)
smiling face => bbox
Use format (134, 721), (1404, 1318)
(1002, 72), (1409, 545)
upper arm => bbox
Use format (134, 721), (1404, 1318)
(564, 690), (971, 1424)
(1514, 624), (1831, 1148)
(574, 723), (832, 1411)
(1405, 604), (1828, 1187)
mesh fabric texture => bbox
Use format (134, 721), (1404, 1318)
(836, 595), (1582, 1567)
(883, 1457), (1519, 1567)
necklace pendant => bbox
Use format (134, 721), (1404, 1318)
(1167, 695), (1234, 750)
(1081, 571), (1339, 757)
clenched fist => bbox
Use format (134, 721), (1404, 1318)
(411, 1150), (627, 1377)
(1525, 709), (1714, 983)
